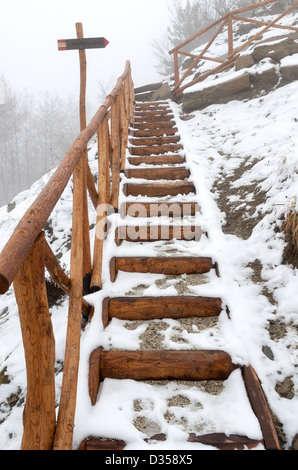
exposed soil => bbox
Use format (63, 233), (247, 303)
(212, 157), (267, 239)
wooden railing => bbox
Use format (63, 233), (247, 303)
(0, 60), (134, 450)
(169, 0), (298, 99)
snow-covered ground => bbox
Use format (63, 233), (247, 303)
(0, 6), (298, 451)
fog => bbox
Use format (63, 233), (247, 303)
(0, 0), (173, 206)
(0, 0), (171, 103)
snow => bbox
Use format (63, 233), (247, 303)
(0, 9), (298, 451)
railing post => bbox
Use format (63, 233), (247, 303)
(228, 14), (234, 57)
(53, 141), (85, 450)
(75, 22), (92, 294)
(110, 94), (121, 211)
(13, 231), (56, 450)
(173, 50), (180, 99)
(91, 114), (111, 292)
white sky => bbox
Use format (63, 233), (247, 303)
(0, 0), (172, 105)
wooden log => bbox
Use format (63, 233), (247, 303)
(13, 232), (56, 450)
(53, 120), (85, 449)
(120, 201), (200, 218)
(110, 95), (121, 210)
(134, 109), (173, 118)
(128, 155), (185, 166)
(228, 14), (234, 57)
(99, 350), (237, 381)
(119, 84), (129, 172)
(115, 225), (203, 246)
(174, 18), (228, 92)
(123, 182), (195, 197)
(130, 136), (181, 147)
(91, 115), (111, 291)
(44, 240), (70, 293)
(79, 438), (126, 451)
(79, 432), (262, 450)
(124, 167), (190, 181)
(75, 23), (91, 292)
(133, 121), (176, 130)
(129, 144), (182, 156)
(242, 366), (281, 450)
(187, 433), (263, 450)
(103, 295), (222, 324)
(89, 347), (102, 406)
(132, 128), (179, 138)
(134, 114), (174, 123)
(135, 100), (169, 108)
(233, 2), (298, 58)
(110, 256), (215, 282)
(233, 14), (298, 33)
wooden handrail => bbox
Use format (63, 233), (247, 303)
(169, 0), (298, 99)
(0, 59), (134, 450)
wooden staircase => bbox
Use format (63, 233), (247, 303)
(82, 100), (281, 451)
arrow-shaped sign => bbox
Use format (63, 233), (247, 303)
(58, 37), (109, 51)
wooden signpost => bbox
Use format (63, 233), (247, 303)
(57, 23), (109, 295)
(54, 24), (110, 449)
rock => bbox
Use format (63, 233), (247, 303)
(182, 71), (250, 112)
(250, 64), (279, 93)
(262, 345), (274, 360)
(179, 114), (195, 121)
(151, 82), (171, 101)
(236, 53), (255, 71)
(275, 376), (294, 399)
(252, 38), (296, 63)
(280, 63), (298, 82)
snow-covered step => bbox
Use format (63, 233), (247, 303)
(120, 201), (200, 218)
(129, 143), (183, 156)
(129, 135), (181, 146)
(115, 225), (203, 245)
(102, 295), (222, 326)
(128, 154), (185, 165)
(123, 181), (195, 197)
(124, 167), (190, 181)
(132, 127), (179, 138)
(110, 256), (216, 282)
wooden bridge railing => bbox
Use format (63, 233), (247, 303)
(169, 0), (298, 100)
(0, 60), (134, 450)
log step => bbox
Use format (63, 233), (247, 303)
(134, 109), (173, 117)
(121, 201), (200, 218)
(79, 433), (263, 451)
(124, 167), (190, 181)
(132, 128), (179, 138)
(135, 101), (169, 109)
(102, 295), (222, 326)
(115, 225), (203, 245)
(130, 135), (181, 146)
(88, 349), (237, 405)
(134, 121), (176, 130)
(129, 144), (183, 156)
(110, 256), (216, 282)
(128, 154), (185, 166)
(134, 114), (174, 122)
(123, 182), (195, 197)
